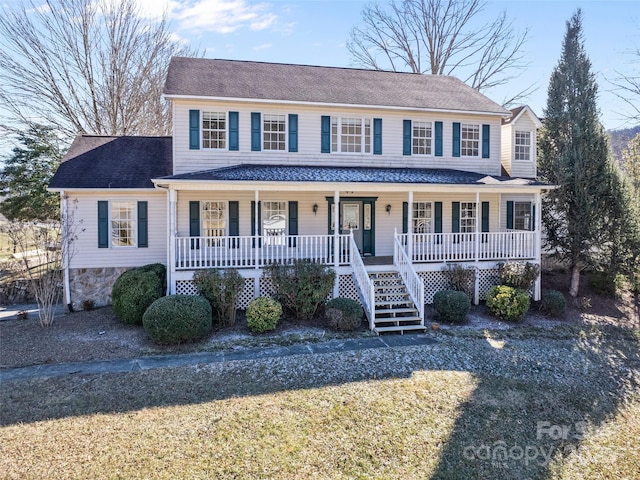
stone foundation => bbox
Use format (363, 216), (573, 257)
(68, 267), (130, 311)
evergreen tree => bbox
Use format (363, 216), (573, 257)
(538, 10), (615, 297)
(0, 125), (61, 221)
(621, 133), (640, 200)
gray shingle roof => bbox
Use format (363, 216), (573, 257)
(159, 164), (545, 186)
(49, 136), (173, 189)
(164, 58), (510, 115)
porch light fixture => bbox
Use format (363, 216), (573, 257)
(312, 204), (318, 215)
(386, 204), (392, 215)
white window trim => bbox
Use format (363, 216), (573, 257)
(331, 116), (373, 154)
(262, 113), (287, 152)
(201, 111), (228, 151)
(460, 123), (480, 158)
(412, 121), (433, 156)
(412, 201), (433, 234)
(201, 201), (227, 237)
(459, 201), (477, 233)
(514, 130), (533, 162)
(110, 201), (137, 248)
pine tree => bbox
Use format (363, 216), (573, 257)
(538, 10), (615, 297)
(0, 125), (61, 221)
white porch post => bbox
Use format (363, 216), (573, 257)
(333, 190), (340, 299)
(168, 188), (177, 295)
(254, 190), (260, 298)
(407, 191), (413, 261)
(473, 191), (480, 305)
(534, 192), (542, 301)
(61, 191), (72, 310)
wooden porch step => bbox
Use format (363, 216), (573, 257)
(374, 315), (422, 323)
(375, 299), (413, 307)
(373, 325), (427, 334)
(375, 307), (418, 315)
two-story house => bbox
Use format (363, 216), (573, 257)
(49, 57), (547, 333)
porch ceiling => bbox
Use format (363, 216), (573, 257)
(153, 164), (550, 193)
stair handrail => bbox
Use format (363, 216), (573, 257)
(349, 232), (376, 330)
(393, 229), (425, 322)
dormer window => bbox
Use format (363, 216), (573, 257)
(202, 112), (226, 149)
(515, 131), (531, 161)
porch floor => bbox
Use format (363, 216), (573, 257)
(363, 256), (393, 266)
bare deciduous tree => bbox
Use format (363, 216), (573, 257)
(348, 0), (531, 101)
(610, 47), (640, 123)
(0, 0), (197, 139)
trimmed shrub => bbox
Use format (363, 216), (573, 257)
(143, 295), (212, 345)
(540, 290), (567, 318)
(137, 263), (166, 291)
(246, 297), (282, 333)
(588, 271), (623, 298)
(442, 264), (475, 298)
(433, 290), (471, 324)
(265, 260), (335, 321)
(112, 269), (164, 325)
(325, 297), (364, 331)
(498, 261), (540, 291)
(486, 285), (530, 322)
(193, 269), (245, 327)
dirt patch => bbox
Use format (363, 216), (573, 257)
(1, 272), (637, 369)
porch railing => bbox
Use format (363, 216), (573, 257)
(393, 230), (425, 321)
(175, 234), (351, 270)
(349, 233), (375, 329)
(398, 231), (536, 263)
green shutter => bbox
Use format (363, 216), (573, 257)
(251, 112), (261, 151)
(531, 204), (536, 231)
(98, 201), (108, 248)
(321, 115), (331, 153)
(288, 114), (298, 152)
(452, 202), (460, 233)
(189, 109), (200, 150)
(251, 201), (262, 247)
(402, 202), (408, 233)
(373, 118), (382, 154)
(482, 124), (490, 158)
(403, 120), (411, 155)
(434, 202), (443, 233)
(137, 201), (148, 248)
(481, 201), (489, 243)
(506, 201), (514, 230)
(435, 121), (443, 156)
(229, 111), (239, 151)
(452, 122), (460, 157)
(189, 201), (200, 249)
(228, 201), (239, 248)
(288, 201), (298, 247)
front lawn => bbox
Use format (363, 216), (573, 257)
(1, 326), (638, 479)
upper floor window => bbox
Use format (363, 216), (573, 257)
(460, 202), (476, 233)
(515, 131), (531, 161)
(461, 124), (479, 157)
(202, 112), (226, 149)
(263, 114), (286, 151)
(413, 202), (433, 233)
(331, 117), (371, 153)
(412, 122), (432, 155)
(111, 201), (136, 247)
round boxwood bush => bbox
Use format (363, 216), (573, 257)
(142, 295), (212, 345)
(112, 269), (164, 325)
(540, 289), (567, 318)
(137, 263), (167, 288)
(246, 297), (282, 333)
(486, 285), (530, 322)
(325, 297), (364, 331)
(433, 290), (471, 324)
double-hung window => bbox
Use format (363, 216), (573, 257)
(202, 112), (226, 149)
(262, 201), (287, 245)
(202, 201), (226, 246)
(331, 117), (371, 153)
(461, 124), (480, 157)
(460, 202), (476, 233)
(111, 202), (136, 247)
(514, 202), (532, 231)
(515, 131), (531, 161)
(412, 202), (433, 234)
(412, 122), (433, 155)
(263, 114), (286, 150)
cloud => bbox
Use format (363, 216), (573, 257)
(253, 43), (272, 51)
(169, 0), (278, 34)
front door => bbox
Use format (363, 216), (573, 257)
(328, 198), (375, 256)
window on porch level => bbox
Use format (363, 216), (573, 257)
(514, 202), (532, 231)
(460, 202), (476, 233)
(202, 201), (226, 246)
(262, 201), (287, 244)
(413, 202), (433, 233)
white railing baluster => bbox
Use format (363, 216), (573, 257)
(349, 234), (375, 329)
